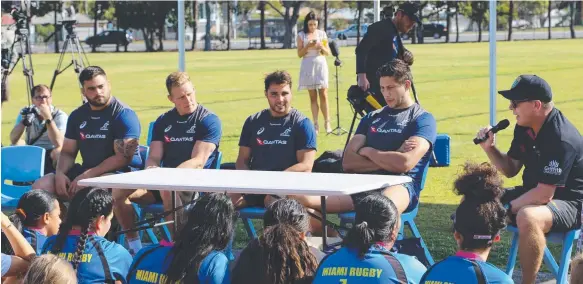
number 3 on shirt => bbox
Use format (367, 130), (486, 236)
(340, 279), (347, 284)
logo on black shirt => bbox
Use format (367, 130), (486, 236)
(280, 127), (291, 137)
(164, 135), (194, 143)
(257, 127), (265, 135)
(80, 121), (87, 129)
(256, 138), (287, 146)
(370, 126), (402, 134)
(544, 160), (562, 175)
(80, 132), (106, 140)
(186, 125), (196, 134)
(165, 125), (172, 132)
(100, 121), (109, 131)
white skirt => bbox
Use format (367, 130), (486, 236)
(298, 55), (329, 90)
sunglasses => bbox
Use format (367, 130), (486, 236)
(510, 99), (531, 109)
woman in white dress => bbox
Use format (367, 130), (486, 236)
(297, 11), (332, 134)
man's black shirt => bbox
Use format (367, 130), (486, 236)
(355, 19), (402, 104)
(508, 108), (583, 200)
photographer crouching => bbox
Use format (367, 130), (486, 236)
(9, 85), (68, 174)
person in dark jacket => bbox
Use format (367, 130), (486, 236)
(355, 2), (421, 106)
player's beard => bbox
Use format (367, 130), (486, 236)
(87, 93), (110, 107)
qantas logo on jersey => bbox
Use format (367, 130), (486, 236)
(256, 138), (287, 146)
(80, 132), (106, 140)
(164, 135), (194, 143)
(370, 126), (402, 134)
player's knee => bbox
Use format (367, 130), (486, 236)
(516, 207), (545, 231)
(32, 174), (55, 192)
(159, 190), (172, 200)
(111, 188), (133, 202)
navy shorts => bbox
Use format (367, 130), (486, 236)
(502, 186), (582, 232)
(350, 182), (419, 212)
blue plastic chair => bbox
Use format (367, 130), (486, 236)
(337, 165), (434, 265)
(1, 146), (45, 209)
(146, 121), (155, 146)
(505, 226), (580, 284)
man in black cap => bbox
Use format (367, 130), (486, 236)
(355, 1), (420, 105)
(475, 74), (583, 284)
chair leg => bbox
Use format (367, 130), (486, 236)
(408, 220), (434, 265)
(242, 217), (258, 239)
(556, 231), (577, 284)
(505, 232), (520, 276)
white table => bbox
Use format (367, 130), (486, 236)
(79, 168), (412, 249)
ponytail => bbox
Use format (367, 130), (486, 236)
(342, 194), (399, 258)
(1, 190), (57, 254)
(49, 187), (113, 272)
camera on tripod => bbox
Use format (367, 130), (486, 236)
(10, 8), (29, 35)
(20, 106), (39, 127)
(60, 20), (77, 36)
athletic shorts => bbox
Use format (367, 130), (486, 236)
(502, 186), (582, 232)
(350, 182), (419, 212)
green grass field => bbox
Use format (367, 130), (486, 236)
(2, 39), (583, 267)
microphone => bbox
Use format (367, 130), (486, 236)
(329, 40), (340, 58)
(473, 119), (510, 145)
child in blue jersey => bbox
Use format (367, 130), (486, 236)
(313, 194), (427, 284)
(1, 190), (61, 255)
(42, 187), (132, 283)
(420, 163), (513, 284)
(126, 193), (234, 284)
(232, 223), (318, 284)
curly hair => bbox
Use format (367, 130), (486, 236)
(453, 162), (507, 250)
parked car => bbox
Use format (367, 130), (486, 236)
(402, 23), (447, 40)
(85, 30), (133, 49)
(334, 24), (369, 40)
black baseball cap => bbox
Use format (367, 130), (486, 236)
(398, 2), (421, 24)
(498, 75), (553, 102)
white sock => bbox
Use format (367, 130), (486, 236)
(128, 237), (142, 254)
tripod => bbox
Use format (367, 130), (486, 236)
(327, 57), (348, 136)
(4, 26), (35, 106)
(49, 21), (90, 103)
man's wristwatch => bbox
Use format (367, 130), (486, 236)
(45, 119), (52, 124)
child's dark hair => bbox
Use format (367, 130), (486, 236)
(163, 193), (235, 284)
(453, 162), (507, 250)
(232, 224), (318, 284)
(264, 198), (310, 232)
(303, 11), (318, 33)
(343, 194), (399, 258)
(49, 187), (113, 271)
(1, 190), (57, 254)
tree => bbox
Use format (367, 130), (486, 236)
(548, 0), (552, 39)
(460, 1), (488, 42)
(189, 1), (198, 51)
(226, 1), (231, 49)
(569, 1), (576, 38)
(265, 1), (304, 49)
(508, 0), (514, 41)
(259, 1), (266, 49)
(204, 1), (211, 51)
(116, 1), (173, 51)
